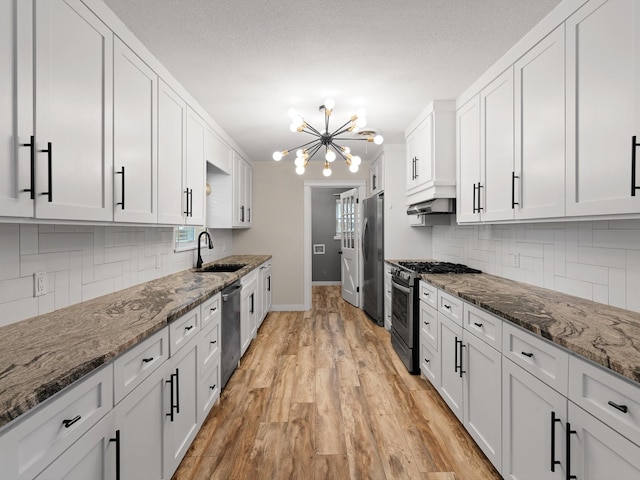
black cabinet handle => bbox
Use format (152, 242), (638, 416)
(248, 207), (251, 223)
(414, 157), (419, 179)
(40, 142), (52, 202)
(476, 182), (483, 212)
(109, 429), (121, 480)
(423, 321), (429, 326)
(551, 411), (562, 472)
(166, 370), (178, 421)
(268, 276), (271, 292)
(443, 304), (451, 310)
(521, 351), (534, 358)
(472, 183), (477, 213)
(473, 322), (483, 328)
(454, 336), (459, 374)
(240, 205), (245, 223)
(20, 135), (35, 199)
(210, 340), (217, 345)
(116, 166), (125, 209)
(185, 325), (194, 331)
(424, 358), (430, 363)
(512, 171), (519, 208)
(184, 189), (190, 216)
(372, 174), (377, 190)
(608, 400), (629, 413)
(566, 422), (578, 480)
(142, 357), (154, 363)
(175, 368), (180, 414)
(250, 293), (254, 314)
(210, 307), (217, 313)
(632, 136), (639, 196)
(189, 188), (193, 216)
(459, 341), (466, 378)
(209, 384), (217, 390)
(62, 415), (81, 428)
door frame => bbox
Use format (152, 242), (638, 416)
(303, 180), (366, 311)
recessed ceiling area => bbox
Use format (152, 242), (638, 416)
(103, 0), (563, 163)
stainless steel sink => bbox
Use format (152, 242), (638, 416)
(198, 263), (245, 273)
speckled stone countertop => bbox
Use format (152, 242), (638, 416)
(0, 254), (271, 429)
(387, 260), (640, 385)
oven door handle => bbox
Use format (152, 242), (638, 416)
(391, 277), (411, 294)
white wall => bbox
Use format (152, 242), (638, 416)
(0, 224), (232, 327)
(432, 219), (640, 313)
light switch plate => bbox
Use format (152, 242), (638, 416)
(34, 272), (47, 297)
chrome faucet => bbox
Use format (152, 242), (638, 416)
(196, 230), (214, 269)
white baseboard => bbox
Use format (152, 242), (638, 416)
(269, 304), (306, 312)
(311, 281), (341, 286)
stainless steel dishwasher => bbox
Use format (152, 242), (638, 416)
(221, 280), (242, 389)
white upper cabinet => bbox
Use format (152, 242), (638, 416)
(405, 100), (456, 205)
(480, 68), (515, 222)
(0, 0), (33, 218)
(185, 107), (206, 226)
(205, 127), (233, 174)
(566, 0), (640, 216)
(34, 0), (114, 221)
(157, 79), (186, 225)
(113, 38), (158, 223)
(233, 152), (252, 227)
(515, 25), (565, 220)
(456, 96), (482, 223)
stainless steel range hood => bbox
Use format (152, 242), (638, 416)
(406, 198), (455, 215)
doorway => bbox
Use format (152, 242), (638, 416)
(303, 180), (366, 311)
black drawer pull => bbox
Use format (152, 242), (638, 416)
(608, 400), (629, 413)
(210, 340), (217, 345)
(142, 357), (154, 363)
(473, 322), (483, 328)
(424, 358), (430, 363)
(423, 321), (429, 326)
(62, 415), (81, 428)
(521, 351), (534, 358)
(443, 304), (451, 310)
(423, 292), (430, 297)
(209, 384), (217, 390)
(210, 307), (217, 313)
(185, 325), (194, 331)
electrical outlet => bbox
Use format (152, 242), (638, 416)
(155, 255), (161, 269)
(34, 272), (47, 297)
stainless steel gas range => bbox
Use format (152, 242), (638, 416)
(390, 261), (481, 374)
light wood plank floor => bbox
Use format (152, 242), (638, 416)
(173, 286), (502, 480)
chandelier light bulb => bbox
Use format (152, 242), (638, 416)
(272, 151), (283, 161)
(323, 162), (332, 177)
(342, 146), (351, 154)
(325, 150), (336, 162)
(356, 117), (367, 128)
(374, 134), (384, 145)
(324, 98), (335, 110)
(349, 163), (359, 173)
(296, 165), (305, 175)
(352, 155), (362, 166)
(289, 123), (298, 132)
(292, 115), (304, 128)
(294, 157), (305, 167)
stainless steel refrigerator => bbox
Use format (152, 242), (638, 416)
(362, 193), (384, 326)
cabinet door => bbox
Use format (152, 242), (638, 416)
(185, 107), (205, 226)
(244, 161), (252, 226)
(115, 361), (169, 480)
(456, 96), (481, 223)
(463, 332), (502, 470)
(164, 340), (199, 478)
(502, 358), (566, 480)
(568, 402), (640, 480)
(35, 410), (117, 480)
(369, 155), (383, 195)
(406, 126), (420, 191)
(481, 68), (515, 222)
(113, 38), (157, 223)
(566, 0), (640, 216)
(240, 283), (257, 356)
(438, 313), (463, 421)
(34, 0), (113, 221)
(205, 127), (232, 174)
(157, 79), (186, 225)
(406, 115), (432, 192)
(233, 153), (248, 227)
(515, 25), (565, 219)
(0, 0), (33, 217)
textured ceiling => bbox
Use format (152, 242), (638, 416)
(103, 0), (562, 164)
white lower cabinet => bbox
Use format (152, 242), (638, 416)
(35, 410), (117, 480)
(257, 260), (272, 328)
(240, 270), (258, 356)
(438, 313), (464, 420)
(502, 358), (567, 480)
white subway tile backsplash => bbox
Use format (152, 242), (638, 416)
(0, 225), (235, 327)
(433, 219), (640, 314)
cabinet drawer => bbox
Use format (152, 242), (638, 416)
(502, 322), (568, 395)
(198, 318), (221, 377)
(0, 365), (113, 480)
(437, 290), (463, 326)
(463, 303), (502, 351)
(419, 281), (437, 310)
(420, 340), (440, 388)
(113, 327), (169, 404)
(169, 307), (200, 356)
(201, 293), (221, 331)
(198, 360), (221, 424)
(569, 355), (640, 447)
(419, 299), (438, 350)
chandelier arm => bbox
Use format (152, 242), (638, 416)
(329, 119), (353, 137)
(332, 136), (370, 141)
(280, 138), (322, 154)
(306, 143), (324, 162)
(329, 142), (349, 162)
(303, 123), (324, 137)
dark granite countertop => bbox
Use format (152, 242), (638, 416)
(0, 254), (271, 429)
(387, 260), (640, 385)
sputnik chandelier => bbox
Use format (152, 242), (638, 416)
(272, 98), (383, 176)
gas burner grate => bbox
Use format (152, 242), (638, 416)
(398, 261), (481, 274)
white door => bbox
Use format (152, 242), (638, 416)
(34, 0), (114, 221)
(340, 188), (359, 307)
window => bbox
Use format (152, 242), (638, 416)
(174, 226), (206, 252)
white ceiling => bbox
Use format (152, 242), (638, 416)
(103, 0), (562, 164)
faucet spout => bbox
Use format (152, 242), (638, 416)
(196, 230), (214, 269)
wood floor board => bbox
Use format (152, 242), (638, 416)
(171, 285), (501, 480)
